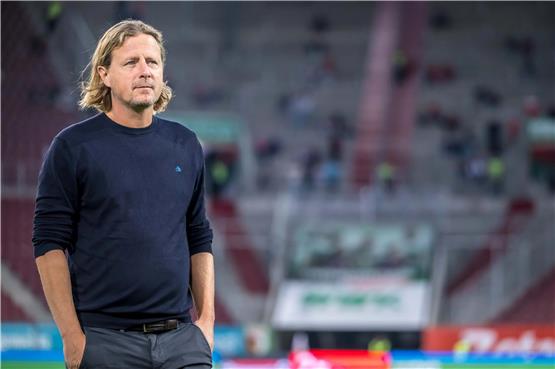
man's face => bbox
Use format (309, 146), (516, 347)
(99, 33), (163, 112)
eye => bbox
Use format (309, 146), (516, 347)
(147, 60), (158, 66)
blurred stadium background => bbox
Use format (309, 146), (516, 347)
(1, 1), (554, 368)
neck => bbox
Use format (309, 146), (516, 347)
(106, 104), (154, 128)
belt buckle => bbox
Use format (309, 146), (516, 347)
(140, 320), (177, 333)
(166, 320), (178, 330)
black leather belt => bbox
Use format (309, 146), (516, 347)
(126, 319), (180, 333)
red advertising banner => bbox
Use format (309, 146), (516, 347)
(289, 350), (391, 369)
(424, 325), (555, 354)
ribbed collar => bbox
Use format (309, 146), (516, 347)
(101, 113), (158, 135)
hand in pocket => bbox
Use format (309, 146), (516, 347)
(63, 332), (86, 369)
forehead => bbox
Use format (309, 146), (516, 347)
(112, 33), (162, 59)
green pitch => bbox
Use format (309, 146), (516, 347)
(3, 361), (553, 369)
(393, 365), (555, 369)
(397, 364), (554, 369)
(1, 363), (65, 369)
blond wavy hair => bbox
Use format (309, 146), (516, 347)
(79, 20), (173, 113)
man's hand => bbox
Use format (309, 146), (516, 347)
(190, 252), (215, 352)
(194, 319), (214, 352)
(63, 331), (86, 369)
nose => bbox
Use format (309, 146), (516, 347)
(138, 58), (152, 79)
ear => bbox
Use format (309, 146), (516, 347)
(97, 66), (111, 88)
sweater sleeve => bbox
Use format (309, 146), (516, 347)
(32, 137), (79, 258)
(186, 137), (213, 256)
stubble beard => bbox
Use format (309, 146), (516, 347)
(129, 93), (158, 111)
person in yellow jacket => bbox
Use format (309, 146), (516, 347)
(488, 156), (505, 195)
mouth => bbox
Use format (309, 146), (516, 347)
(134, 85), (153, 90)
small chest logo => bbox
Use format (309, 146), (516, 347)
(175, 165), (182, 173)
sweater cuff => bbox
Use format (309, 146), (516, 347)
(189, 241), (213, 256)
(34, 242), (65, 258)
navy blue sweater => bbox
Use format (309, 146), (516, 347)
(32, 113), (213, 329)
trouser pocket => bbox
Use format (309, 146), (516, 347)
(191, 323), (212, 354)
(75, 330), (90, 369)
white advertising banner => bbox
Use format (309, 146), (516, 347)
(272, 280), (430, 331)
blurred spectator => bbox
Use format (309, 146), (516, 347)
(28, 84), (61, 105)
(467, 153), (488, 188)
(291, 332), (310, 352)
(425, 63), (455, 84)
(29, 35), (47, 57)
(506, 118), (522, 145)
(429, 9), (452, 31)
(445, 128), (477, 177)
(321, 52), (338, 79)
(289, 91), (316, 127)
(255, 137), (283, 160)
(505, 35), (520, 53)
(329, 112), (352, 139)
(45, 1), (63, 35)
(306, 51), (339, 87)
(205, 150), (235, 198)
(301, 148), (322, 192)
(304, 38), (330, 56)
(441, 113), (461, 132)
(474, 85), (502, 107)
(418, 102), (444, 127)
(114, 1), (145, 22)
(255, 137), (283, 190)
(461, 127), (478, 158)
(392, 50), (415, 85)
(548, 173), (555, 195)
(443, 128), (467, 158)
(276, 92), (292, 115)
(310, 14), (331, 33)
(318, 158), (341, 193)
(115, 2), (131, 22)
(376, 244), (407, 269)
(505, 35), (537, 77)
(523, 95), (541, 118)
(486, 120), (504, 156)
(192, 82), (225, 108)
(286, 162), (303, 193)
(520, 36), (537, 77)
(328, 134), (343, 162)
(487, 156), (505, 195)
(368, 336), (392, 352)
(377, 161), (397, 194)
(304, 14), (331, 55)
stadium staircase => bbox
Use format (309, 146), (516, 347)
(492, 266), (555, 323)
(209, 198), (269, 294)
(1, 198), (46, 306)
(385, 2), (427, 179)
(445, 197), (535, 295)
(438, 198), (554, 324)
(350, 2), (400, 189)
(349, 2), (428, 190)
(1, 292), (32, 322)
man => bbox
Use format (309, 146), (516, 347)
(33, 20), (215, 369)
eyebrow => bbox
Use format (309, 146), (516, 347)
(123, 56), (160, 63)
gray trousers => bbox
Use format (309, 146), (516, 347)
(77, 322), (212, 369)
